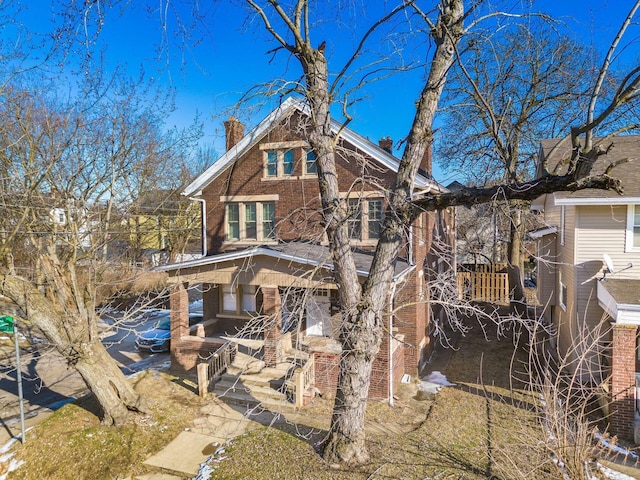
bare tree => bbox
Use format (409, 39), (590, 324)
(436, 22), (599, 311)
(0, 71), (200, 425)
(58, 0), (640, 464)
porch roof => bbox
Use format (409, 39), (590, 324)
(597, 278), (640, 325)
(157, 241), (414, 286)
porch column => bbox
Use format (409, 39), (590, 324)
(610, 323), (637, 441)
(169, 282), (189, 344)
(261, 286), (283, 367)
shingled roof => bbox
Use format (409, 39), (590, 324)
(539, 136), (640, 202)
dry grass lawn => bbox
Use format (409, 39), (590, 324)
(3, 319), (567, 479)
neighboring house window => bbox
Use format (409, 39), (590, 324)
(305, 150), (317, 175)
(626, 205), (640, 252)
(264, 149), (294, 177)
(222, 284), (257, 315)
(225, 201), (276, 241)
(346, 197), (383, 242)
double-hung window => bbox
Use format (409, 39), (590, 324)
(344, 196), (384, 242)
(368, 199), (383, 239)
(224, 200), (276, 242)
(347, 199), (362, 240)
(264, 149), (295, 178)
(305, 150), (317, 175)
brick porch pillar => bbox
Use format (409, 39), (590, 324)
(261, 286), (283, 367)
(610, 323), (637, 441)
(169, 282), (189, 369)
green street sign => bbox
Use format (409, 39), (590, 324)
(0, 315), (14, 333)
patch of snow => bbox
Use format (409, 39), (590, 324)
(597, 463), (637, 480)
(422, 371), (456, 387)
(594, 433), (639, 459)
(0, 452), (24, 480)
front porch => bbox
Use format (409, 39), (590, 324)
(158, 242), (412, 407)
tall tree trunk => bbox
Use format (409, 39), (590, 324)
(75, 340), (144, 425)
(0, 275), (144, 426)
(320, 0), (465, 464)
(507, 206), (526, 315)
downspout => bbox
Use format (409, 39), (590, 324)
(389, 280), (397, 407)
(189, 196), (207, 257)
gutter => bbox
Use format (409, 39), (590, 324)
(389, 280), (397, 407)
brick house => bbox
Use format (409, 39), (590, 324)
(158, 96), (454, 401)
(531, 136), (640, 442)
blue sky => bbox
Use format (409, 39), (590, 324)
(10, 0), (639, 184)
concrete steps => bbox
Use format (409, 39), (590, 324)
(212, 353), (296, 408)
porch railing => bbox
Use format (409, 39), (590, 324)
(197, 341), (238, 397)
(289, 354), (315, 408)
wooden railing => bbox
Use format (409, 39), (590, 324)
(457, 271), (509, 304)
(197, 341), (237, 397)
(290, 355), (315, 408)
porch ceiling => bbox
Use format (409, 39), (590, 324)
(597, 278), (640, 325)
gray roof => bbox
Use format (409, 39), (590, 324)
(540, 136), (640, 200)
(158, 241), (414, 282)
(599, 278), (640, 306)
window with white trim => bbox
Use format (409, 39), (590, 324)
(222, 284), (257, 315)
(346, 197), (384, 242)
(264, 149), (294, 178)
(626, 205), (640, 252)
(225, 201), (276, 241)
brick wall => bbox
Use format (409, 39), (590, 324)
(610, 323), (637, 440)
(313, 351), (341, 397)
(202, 111), (397, 254)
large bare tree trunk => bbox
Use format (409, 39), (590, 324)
(0, 275), (144, 426)
(507, 206), (526, 315)
(320, 0), (465, 464)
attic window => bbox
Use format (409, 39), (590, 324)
(264, 149), (294, 178)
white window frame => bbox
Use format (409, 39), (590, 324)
(626, 205), (640, 252)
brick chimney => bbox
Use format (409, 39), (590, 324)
(224, 117), (245, 151)
(378, 136), (393, 154)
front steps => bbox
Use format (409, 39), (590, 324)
(212, 351), (297, 408)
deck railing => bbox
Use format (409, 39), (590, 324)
(457, 271), (509, 304)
